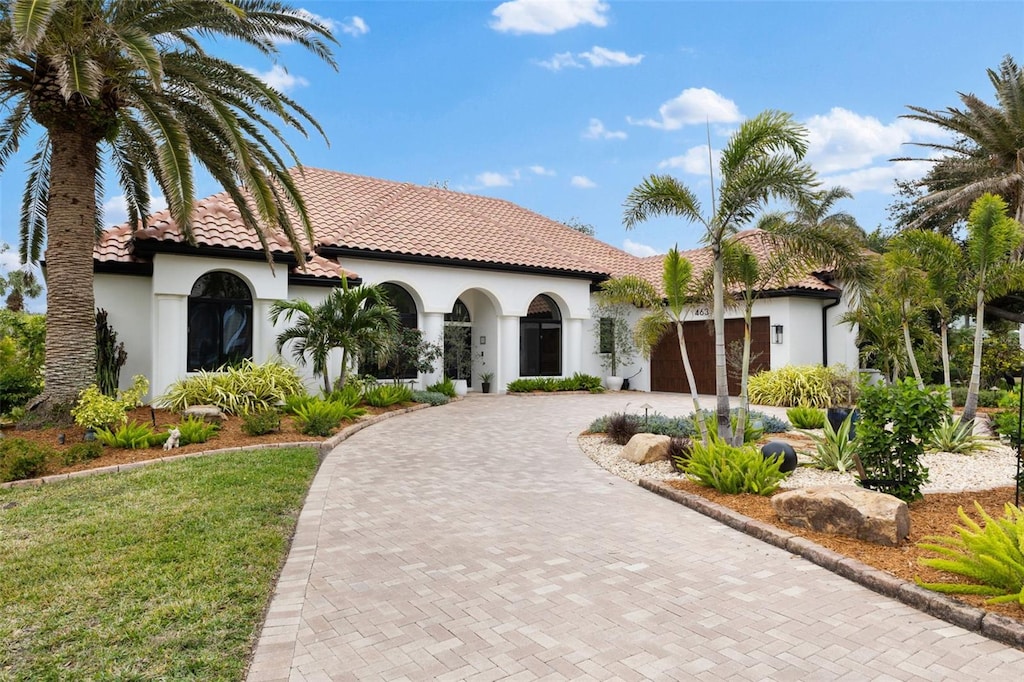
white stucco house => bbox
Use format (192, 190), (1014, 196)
(92, 167), (859, 398)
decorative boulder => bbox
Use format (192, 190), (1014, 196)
(771, 486), (910, 547)
(761, 441), (798, 473)
(620, 433), (671, 465)
(182, 405), (225, 424)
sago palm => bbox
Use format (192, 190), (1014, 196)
(271, 283), (400, 393)
(0, 0), (336, 409)
(624, 110), (817, 441)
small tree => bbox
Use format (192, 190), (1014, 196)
(591, 296), (640, 377)
(373, 327), (443, 383)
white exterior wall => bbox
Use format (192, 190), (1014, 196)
(94, 272), (153, 395)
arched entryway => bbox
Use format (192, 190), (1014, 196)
(187, 271), (253, 372)
(444, 298), (473, 386)
(520, 294), (561, 376)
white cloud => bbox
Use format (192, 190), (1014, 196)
(821, 159), (935, 194)
(578, 46), (643, 68)
(103, 194), (168, 226)
(622, 239), (659, 258)
(537, 52), (582, 71)
(529, 165), (556, 176)
(0, 248), (22, 274)
(252, 64), (309, 92)
(628, 87), (742, 130)
(340, 16), (369, 37)
(476, 171), (515, 187)
(570, 175), (596, 189)
(491, 0), (609, 34)
(582, 118), (627, 140)
(658, 145), (720, 174)
(538, 45), (641, 71)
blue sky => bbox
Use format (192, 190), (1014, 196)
(1, 0), (1022, 311)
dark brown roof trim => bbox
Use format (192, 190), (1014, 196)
(132, 240), (299, 265)
(757, 287), (841, 300)
(92, 259), (154, 276)
(319, 246), (609, 283)
(289, 273), (362, 288)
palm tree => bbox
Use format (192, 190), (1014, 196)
(271, 283), (400, 393)
(961, 193), (1024, 423)
(598, 251), (710, 443)
(624, 111), (817, 440)
(880, 249), (932, 389)
(0, 0), (336, 411)
(899, 55), (1024, 225)
(1, 267), (41, 312)
(840, 296), (919, 384)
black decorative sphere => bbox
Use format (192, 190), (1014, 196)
(761, 441), (798, 473)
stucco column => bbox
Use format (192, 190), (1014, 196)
(498, 314), (520, 394)
(564, 317), (583, 377)
(153, 294), (185, 398)
(254, 299), (275, 363)
(421, 311), (445, 388)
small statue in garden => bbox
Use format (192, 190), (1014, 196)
(163, 427), (181, 451)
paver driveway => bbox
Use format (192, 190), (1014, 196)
(248, 393), (1024, 681)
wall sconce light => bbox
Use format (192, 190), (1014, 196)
(772, 325), (784, 345)
(479, 336), (486, 345)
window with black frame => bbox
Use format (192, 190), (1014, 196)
(187, 272), (253, 371)
(364, 283), (418, 380)
(520, 294), (561, 376)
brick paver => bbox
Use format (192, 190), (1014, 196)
(247, 393), (1024, 680)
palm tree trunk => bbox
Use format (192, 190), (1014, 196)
(901, 316), (924, 389)
(963, 290), (986, 423)
(940, 320), (952, 408)
(676, 322), (708, 443)
(712, 243), (732, 440)
(38, 128), (101, 410)
(733, 310), (753, 447)
(337, 348), (349, 391)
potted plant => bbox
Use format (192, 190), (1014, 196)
(591, 300), (639, 392)
(826, 366), (860, 439)
(480, 371), (494, 394)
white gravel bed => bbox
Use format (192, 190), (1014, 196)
(578, 433), (1022, 493)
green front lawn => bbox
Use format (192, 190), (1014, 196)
(0, 448), (318, 681)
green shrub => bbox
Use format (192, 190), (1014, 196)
(992, 409), (1022, 446)
(61, 441), (104, 466)
(927, 416), (991, 454)
(950, 385), (1005, 408)
(241, 408), (281, 436)
(363, 384), (413, 408)
(590, 408), (785, 442)
(0, 362), (42, 415)
(426, 377), (456, 398)
(507, 374), (604, 393)
(787, 405), (826, 429)
(410, 390), (449, 406)
(0, 437), (51, 482)
(857, 379), (948, 503)
(175, 415), (220, 445)
(71, 375), (149, 430)
(293, 399), (366, 437)
(683, 434), (787, 495)
(917, 502), (1024, 604)
(324, 383), (362, 406)
(282, 392), (315, 416)
(94, 420), (158, 449)
(748, 365), (853, 408)
(803, 412), (858, 474)
(157, 360), (304, 415)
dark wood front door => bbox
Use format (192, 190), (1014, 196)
(651, 317), (771, 395)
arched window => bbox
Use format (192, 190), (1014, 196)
(366, 283), (418, 380)
(520, 294), (561, 376)
(187, 272), (253, 371)
(444, 298), (472, 384)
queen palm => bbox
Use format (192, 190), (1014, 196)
(0, 0), (336, 410)
(899, 55), (1024, 225)
(624, 110), (817, 440)
(270, 283), (400, 393)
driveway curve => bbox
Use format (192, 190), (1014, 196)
(248, 393), (1024, 681)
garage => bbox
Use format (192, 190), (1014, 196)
(651, 317), (771, 395)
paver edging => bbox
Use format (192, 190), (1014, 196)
(1, 402), (435, 489)
(638, 476), (1024, 650)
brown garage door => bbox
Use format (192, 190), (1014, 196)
(651, 317), (770, 395)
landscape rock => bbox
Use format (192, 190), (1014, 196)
(771, 486), (910, 547)
(620, 433), (671, 465)
(182, 405), (225, 424)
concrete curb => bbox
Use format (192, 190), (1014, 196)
(639, 476), (1024, 650)
(1, 403), (434, 489)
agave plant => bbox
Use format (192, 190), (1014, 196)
(927, 416), (992, 454)
(802, 412), (858, 474)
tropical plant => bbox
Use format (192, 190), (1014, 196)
(786, 405), (826, 429)
(426, 377), (456, 398)
(683, 432), (787, 495)
(174, 415), (220, 445)
(803, 412), (858, 474)
(599, 253), (709, 442)
(856, 378), (949, 502)
(917, 502), (1024, 605)
(95, 308), (127, 397)
(748, 365), (847, 408)
(292, 398), (365, 437)
(960, 194), (1024, 422)
(368, 327), (443, 383)
(927, 416), (991, 454)
(0, 267), (42, 312)
(241, 408), (281, 436)
(0, 0), (337, 413)
(94, 420), (158, 449)
(899, 55), (1024, 226)
(271, 282), (400, 393)
(624, 111), (819, 442)
(157, 359), (303, 415)
(71, 374), (148, 430)
(362, 384), (413, 408)
(606, 412), (641, 446)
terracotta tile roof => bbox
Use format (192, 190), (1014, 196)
(92, 168), (836, 295)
